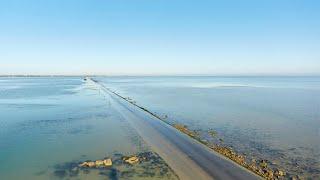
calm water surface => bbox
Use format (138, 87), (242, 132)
(97, 76), (320, 179)
(0, 77), (177, 180)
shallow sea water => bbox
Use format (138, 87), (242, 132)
(97, 76), (320, 179)
(0, 77), (178, 180)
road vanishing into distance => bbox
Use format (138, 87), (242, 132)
(90, 78), (261, 180)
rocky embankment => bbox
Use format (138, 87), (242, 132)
(173, 123), (288, 180)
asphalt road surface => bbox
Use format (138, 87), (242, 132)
(91, 78), (260, 180)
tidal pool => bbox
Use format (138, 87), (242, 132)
(0, 77), (178, 180)
(97, 76), (320, 179)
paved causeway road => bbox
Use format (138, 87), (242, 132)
(90, 78), (260, 180)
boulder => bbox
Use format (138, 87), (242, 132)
(103, 158), (112, 166)
(259, 160), (268, 168)
(124, 156), (139, 164)
(79, 162), (88, 167)
(87, 161), (95, 167)
(275, 169), (285, 177)
(263, 169), (273, 179)
(95, 160), (104, 167)
(79, 158), (112, 168)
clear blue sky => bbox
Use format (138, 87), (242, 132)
(0, 0), (319, 75)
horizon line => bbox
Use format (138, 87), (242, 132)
(1, 73), (319, 77)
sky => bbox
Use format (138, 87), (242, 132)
(0, 0), (319, 75)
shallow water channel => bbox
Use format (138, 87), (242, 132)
(0, 77), (178, 180)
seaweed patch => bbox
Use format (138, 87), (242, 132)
(52, 151), (179, 179)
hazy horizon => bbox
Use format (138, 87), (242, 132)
(1, 0), (319, 75)
(1, 73), (320, 77)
